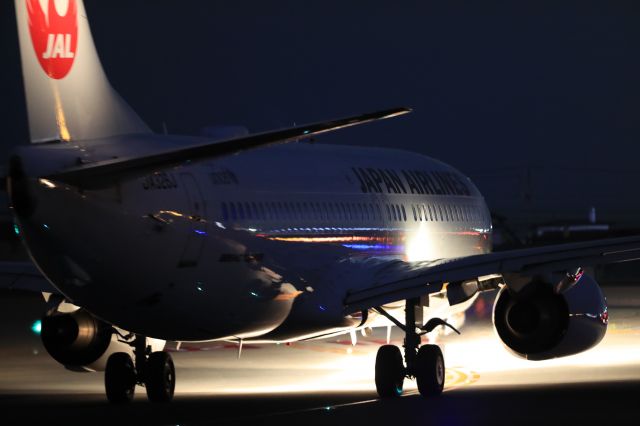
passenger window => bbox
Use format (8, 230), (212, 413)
(296, 203), (303, 220)
(401, 205), (407, 221)
(412, 205), (417, 221)
(386, 205), (392, 221)
(375, 204), (382, 221)
(265, 203), (272, 220)
(322, 203), (329, 221)
(259, 203), (266, 221)
(230, 203), (237, 220)
(295, 203), (302, 220)
(245, 202), (252, 220)
(221, 202), (229, 221)
(284, 202), (290, 220)
(238, 203), (245, 220)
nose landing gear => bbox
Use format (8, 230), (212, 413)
(104, 335), (175, 403)
(374, 298), (457, 398)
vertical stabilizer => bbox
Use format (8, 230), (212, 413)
(14, 0), (150, 143)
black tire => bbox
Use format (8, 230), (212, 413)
(145, 352), (175, 403)
(105, 352), (136, 404)
(375, 345), (405, 398)
(416, 344), (445, 397)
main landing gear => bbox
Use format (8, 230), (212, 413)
(374, 298), (459, 398)
(105, 335), (175, 403)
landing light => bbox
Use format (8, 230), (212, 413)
(38, 178), (56, 189)
(405, 223), (437, 262)
(31, 320), (42, 335)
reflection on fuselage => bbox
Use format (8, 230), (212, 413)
(215, 194), (491, 261)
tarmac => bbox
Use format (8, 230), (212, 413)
(1, 286), (639, 425)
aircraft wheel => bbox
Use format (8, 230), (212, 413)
(416, 344), (445, 397)
(145, 352), (175, 403)
(375, 345), (405, 397)
(105, 352), (136, 404)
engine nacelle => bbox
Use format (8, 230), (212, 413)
(41, 309), (133, 372)
(492, 273), (607, 360)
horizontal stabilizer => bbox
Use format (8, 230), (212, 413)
(45, 107), (411, 188)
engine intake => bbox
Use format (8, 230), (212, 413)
(41, 309), (117, 370)
(493, 273), (607, 360)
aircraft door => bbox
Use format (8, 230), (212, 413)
(177, 173), (207, 268)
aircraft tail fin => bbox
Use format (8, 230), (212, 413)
(14, 0), (150, 143)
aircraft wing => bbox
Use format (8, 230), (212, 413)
(0, 261), (59, 294)
(45, 107), (410, 188)
(343, 235), (640, 314)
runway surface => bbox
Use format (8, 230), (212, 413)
(1, 286), (639, 425)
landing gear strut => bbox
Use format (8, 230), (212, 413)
(105, 334), (175, 403)
(374, 298), (457, 398)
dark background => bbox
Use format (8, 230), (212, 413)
(2, 0), (640, 230)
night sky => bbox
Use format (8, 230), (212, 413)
(2, 1), (640, 227)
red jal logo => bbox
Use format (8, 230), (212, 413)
(27, 0), (78, 79)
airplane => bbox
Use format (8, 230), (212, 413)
(3, 0), (640, 404)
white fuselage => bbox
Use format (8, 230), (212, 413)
(10, 136), (492, 342)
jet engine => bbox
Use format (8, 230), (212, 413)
(492, 272), (608, 360)
(41, 308), (133, 372)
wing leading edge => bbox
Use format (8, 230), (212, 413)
(343, 235), (640, 314)
(45, 107), (411, 188)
